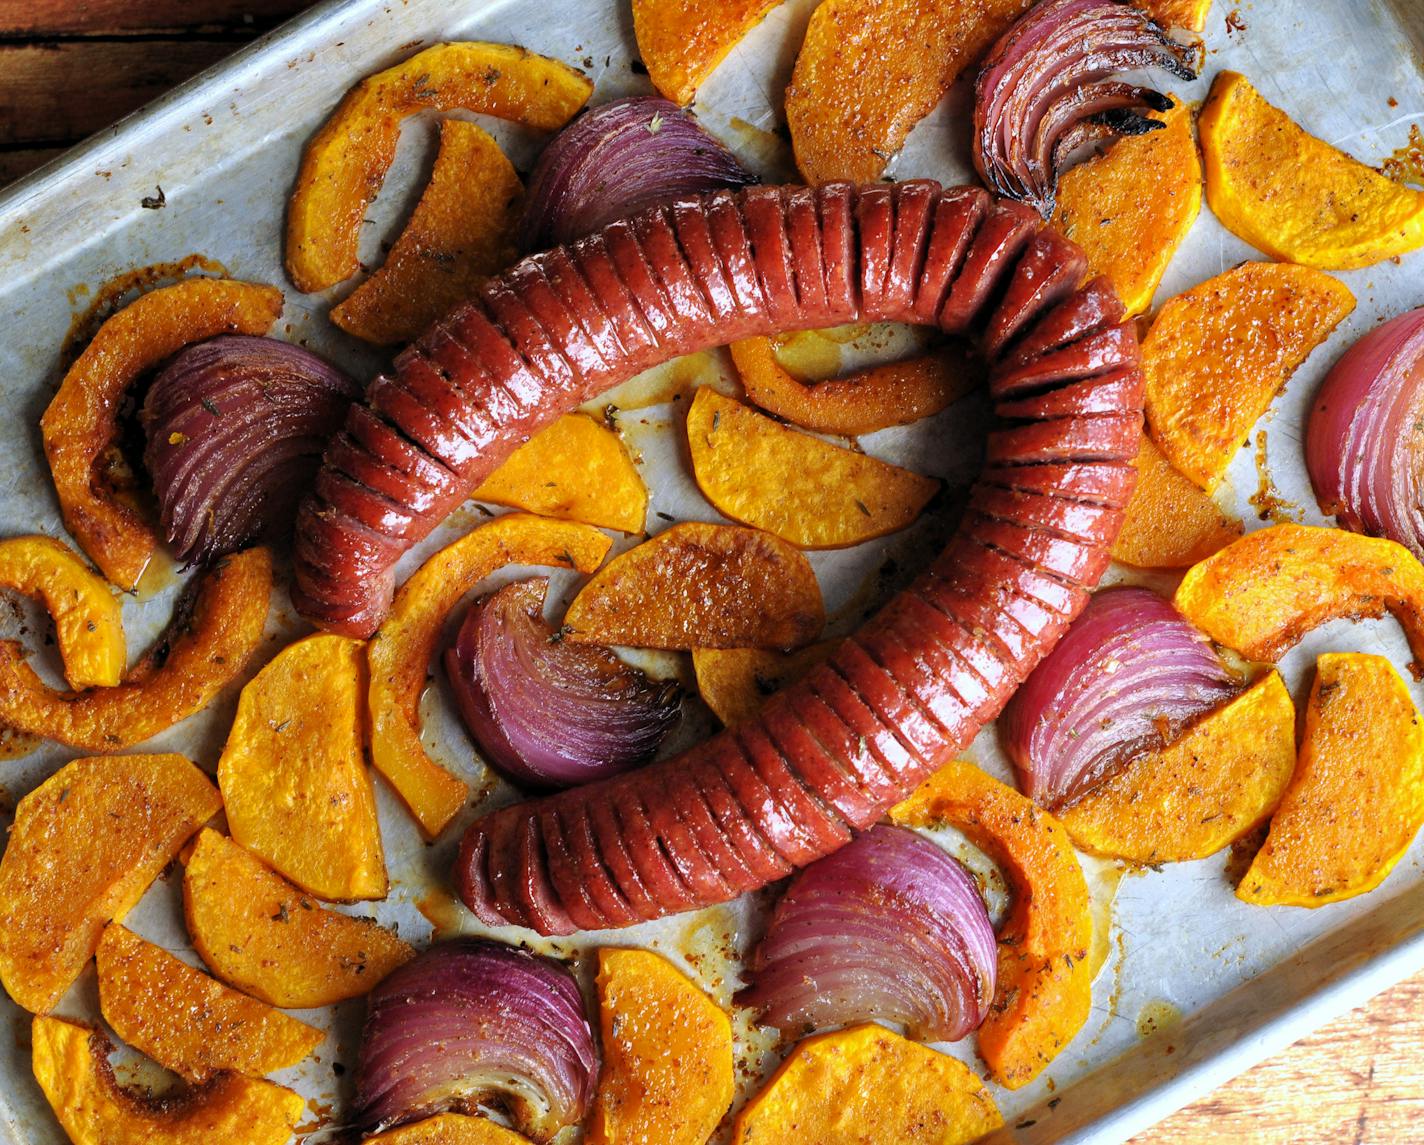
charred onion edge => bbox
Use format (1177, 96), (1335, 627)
(973, 0), (1201, 217)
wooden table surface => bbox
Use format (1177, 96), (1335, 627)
(2, 3), (1421, 1142)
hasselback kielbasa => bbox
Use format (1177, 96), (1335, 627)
(302, 182), (1155, 935)
(292, 181), (1137, 637)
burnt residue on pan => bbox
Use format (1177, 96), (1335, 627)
(61, 254), (230, 371)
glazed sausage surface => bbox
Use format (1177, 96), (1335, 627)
(292, 181), (1142, 933)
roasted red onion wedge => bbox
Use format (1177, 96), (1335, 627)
(519, 95), (753, 251)
(445, 577), (681, 789)
(1001, 586), (1239, 807)
(1307, 307), (1424, 560)
(737, 824), (997, 1043)
(354, 938), (598, 1141)
(973, 0), (1200, 217)
(142, 334), (359, 563)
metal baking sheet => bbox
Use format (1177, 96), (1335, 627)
(2, 0), (1423, 1141)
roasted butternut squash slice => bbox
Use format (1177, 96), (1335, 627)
(32, 1016), (304, 1145)
(288, 42), (590, 292)
(331, 119), (523, 345)
(96, 923), (324, 1082)
(367, 1113), (532, 1143)
(473, 413), (648, 534)
(1240, 653), (1424, 906)
(1111, 434), (1242, 569)
(693, 641), (839, 727)
(219, 632), (387, 902)
(563, 522), (823, 651)
(0, 547), (272, 750)
(1053, 102), (1201, 317)
(728, 336), (975, 436)
(183, 829), (413, 1008)
(687, 388), (940, 548)
(0, 534), (124, 688)
(1174, 524), (1424, 666)
(1060, 673), (1296, 863)
(1142, 262), (1354, 489)
(589, 947), (734, 1145)
(732, 1023), (1001, 1144)
(633, 0), (785, 105)
(1147, 0), (1210, 32)
(786, 0), (1031, 183)
(1200, 71), (1424, 270)
(892, 759), (1091, 1088)
(0, 753), (219, 1014)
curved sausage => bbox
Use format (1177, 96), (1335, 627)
(386, 184), (1145, 934)
(292, 182), (1138, 636)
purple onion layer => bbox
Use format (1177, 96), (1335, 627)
(738, 824), (997, 1043)
(973, 0), (1200, 218)
(519, 95), (754, 252)
(1306, 307), (1424, 560)
(142, 334), (359, 563)
(445, 577), (681, 789)
(1000, 585), (1239, 807)
(354, 938), (598, 1141)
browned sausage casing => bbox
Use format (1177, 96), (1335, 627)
(292, 181), (1142, 933)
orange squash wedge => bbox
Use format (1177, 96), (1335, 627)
(686, 388), (939, 549)
(330, 119), (523, 345)
(368, 514), (611, 838)
(589, 948), (734, 1144)
(1174, 524), (1424, 666)
(0, 548), (272, 750)
(40, 279), (282, 588)
(288, 42), (589, 292)
(1142, 262), (1354, 489)
(1200, 71), (1424, 270)
(1060, 672), (1296, 863)
(1240, 653), (1424, 906)
(892, 759), (1091, 1088)
(96, 923), (324, 1082)
(0, 535), (124, 688)
(632, 0), (785, 105)
(728, 336), (975, 436)
(1111, 435), (1243, 569)
(0, 753), (220, 1015)
(732, 1023), (1001, 1143)
(1053, 101), (1201, 317)
(563, 522), (823, 651)
(32, 1016), (304, 1145)
(218, 632), (388, 902)
(183, 829), (413, 1008)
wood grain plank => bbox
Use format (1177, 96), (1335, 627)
(0, 1), (311, 37)
(0, 147), (65, 187)
(1133, 971), (1424, 1143)
(0, 41), (237, 147)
